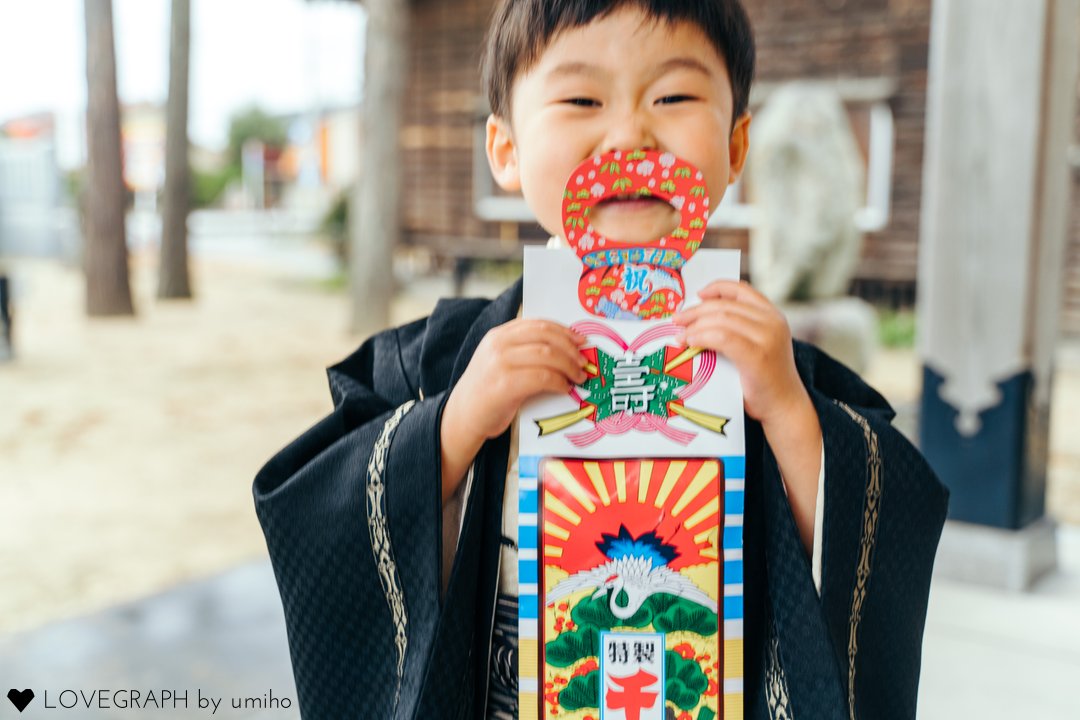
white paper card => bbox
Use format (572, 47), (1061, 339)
(520, 247), (745, 458)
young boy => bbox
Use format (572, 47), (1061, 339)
(253, 2), (948, 719)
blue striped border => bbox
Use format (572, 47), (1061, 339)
(519, 455), (540, 479)
(519, 457), (541, 639)
(721, 455), (745, 479)
(520, 487), (538, 515)
(722, 456), (744, 625)
(725, 489), (744, 515)
(520, 560), (539, 584)
(724, 560), (743, 585)
(520, 595), (539, 618)
(723, 595), (743, 620)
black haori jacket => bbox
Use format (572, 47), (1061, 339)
(253, 279), (948, 720)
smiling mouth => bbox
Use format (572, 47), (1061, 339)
(598, 194), (672, 207)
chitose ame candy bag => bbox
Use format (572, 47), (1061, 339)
(519, 151), (747, 720)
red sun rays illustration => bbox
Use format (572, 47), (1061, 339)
(540, 458), (725, 575)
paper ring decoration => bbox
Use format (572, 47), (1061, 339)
(561, 149), (711, 321)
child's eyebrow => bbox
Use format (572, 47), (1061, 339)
(545, 61), (608, 81)
(649, 58), (715, 82)
(545, 57), (714, 83)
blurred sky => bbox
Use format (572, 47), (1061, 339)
(0, 0), (365, 162)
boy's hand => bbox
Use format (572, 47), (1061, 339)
(672, 279), (822, 554)
(439, 319), (587, 503)
(671, 279), (807, 427)
(449, 319), (589, 439)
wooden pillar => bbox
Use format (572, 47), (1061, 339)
(917, 0), (1080, 587)
(349, 0), (408, 336)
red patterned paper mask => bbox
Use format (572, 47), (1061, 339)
(562, 149), (711, 321)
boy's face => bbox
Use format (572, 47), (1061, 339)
(486, 5), (751, 244)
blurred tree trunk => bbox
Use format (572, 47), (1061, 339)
(159, 0), (192, 299)
(349, 0), (407, 336)
(84, 0), (134, 316)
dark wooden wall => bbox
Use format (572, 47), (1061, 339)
(402, 0), (493, 243)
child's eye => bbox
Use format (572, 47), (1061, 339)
(656, 95), (696, 105)
(562, 98), (601, 107)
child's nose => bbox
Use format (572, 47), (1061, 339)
(602, 111), (658, 154)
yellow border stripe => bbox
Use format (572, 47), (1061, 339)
(519, 695), (538, 720)
(654, 460), (687, 507)
(724, 636), (744, 720)
(724, 638), (744, 678)
(671, 461), (718, 516)
(723, 692), (744, 718)
(519, 638), (538, 677)
(544, 461), (596, 513)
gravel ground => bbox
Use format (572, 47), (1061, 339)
(0, 253), (361, 635)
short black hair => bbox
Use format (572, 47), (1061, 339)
(481, 0), (755, 131)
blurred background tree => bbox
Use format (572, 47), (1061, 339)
(83, 0), (134, 316)
(159, 0), (192, 299)
(349, 0), (404, 336)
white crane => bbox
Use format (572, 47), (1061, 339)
(546, 555), (716, 620)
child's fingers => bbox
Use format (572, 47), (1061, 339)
(680, 312), (768, 355)
(503, 345), (589, 385)
(671, 298), (770, 327)
(536, 338), (591, 376)
(502, 318), (587, 346)
(509, 366), (580, 398)
(495, 321), (587, 365)
(682, 326), (757, 370)
(696, 279), (771, 308)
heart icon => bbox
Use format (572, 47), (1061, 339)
(7, 689), (34, 712)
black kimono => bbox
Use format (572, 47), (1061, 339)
(253, 278), (948, 720)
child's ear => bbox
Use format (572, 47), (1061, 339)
(727, 112), (752, 185)
(486, 114), (522, 192)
